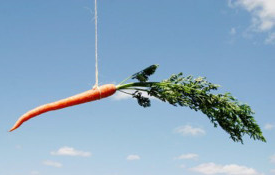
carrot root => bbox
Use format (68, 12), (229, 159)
(9, 84), (116, 132)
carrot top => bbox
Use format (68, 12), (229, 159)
(117, 65), (266, 144)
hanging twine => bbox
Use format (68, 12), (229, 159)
(93, 0), (101, 99)
(94, 0), (102, 99)
(94, 0), (99, 88)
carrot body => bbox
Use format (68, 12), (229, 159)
(9, 84), (116, 132)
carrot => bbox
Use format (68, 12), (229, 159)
(9, 64), (266, 144)
(9, 84), (116, 132)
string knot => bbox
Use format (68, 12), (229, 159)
(93, 85), (102, 99)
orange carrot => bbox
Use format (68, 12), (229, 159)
(9, 84), (116, 132)
(8, 64), (266, 143)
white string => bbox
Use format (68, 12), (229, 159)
(94, 0), (99, 87)
(93, 0), (102, 99)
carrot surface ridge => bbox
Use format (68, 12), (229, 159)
(9, 84), (116, 132)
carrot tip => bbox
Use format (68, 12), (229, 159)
(9, 127), (16, 132)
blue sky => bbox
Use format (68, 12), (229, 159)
(1, 0), (275, 175)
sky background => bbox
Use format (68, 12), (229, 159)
(1, 0), (275, 175)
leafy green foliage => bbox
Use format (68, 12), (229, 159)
(132, 91), (151, 107)
(117, 65), (266, 143)
(132, 64), (159, 82)
(148, 73), (266, 143)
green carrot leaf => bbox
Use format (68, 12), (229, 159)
(132, 64), (159, 82)
(132, 91), (151, 108)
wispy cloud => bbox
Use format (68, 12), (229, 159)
(175, 153), (199, 160)
(270, 154), (275, 164)
(230, 27), (237, 35)
(264, 123), (274, 130)
(229, 0), (275, 43)
(112, 91), (132, 100)
(271, 169), (275, 174)
(190, 162), (262, 175)
(265, 32), (275, 44)
(51, 146), (91, 157)
(112, 89), (156, 101)
(229, 0), (275, 31)
(174, 125), (206, 136)
(179, 164), (186, 168)
(15, 145), (22, 149)
(31, 171), (40, 175)
(43, 160), (63, 168)
(126, 154), (140, 161)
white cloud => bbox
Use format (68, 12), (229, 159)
(126, 154), (140, 161)
(175, 125), (206, 136)
(230, 27), (237, 35)
(175, 153), (199, 160)
(264, 123), (275, 130)
(51, 146), (91, 157)
(271, 169), (275, 174)
(43, 160), (63, 168)
(270, 154), (275, 164)
(31, 171), (40, 175)
(230, 0), (275, 31)
(179, 164), (186, 168)
(15, 145), (22, 149)
(190, 162), (262, 175)
(112, 89), (155, 101)
(112, 91), (132, 100)
(265, 32), (275, 44)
